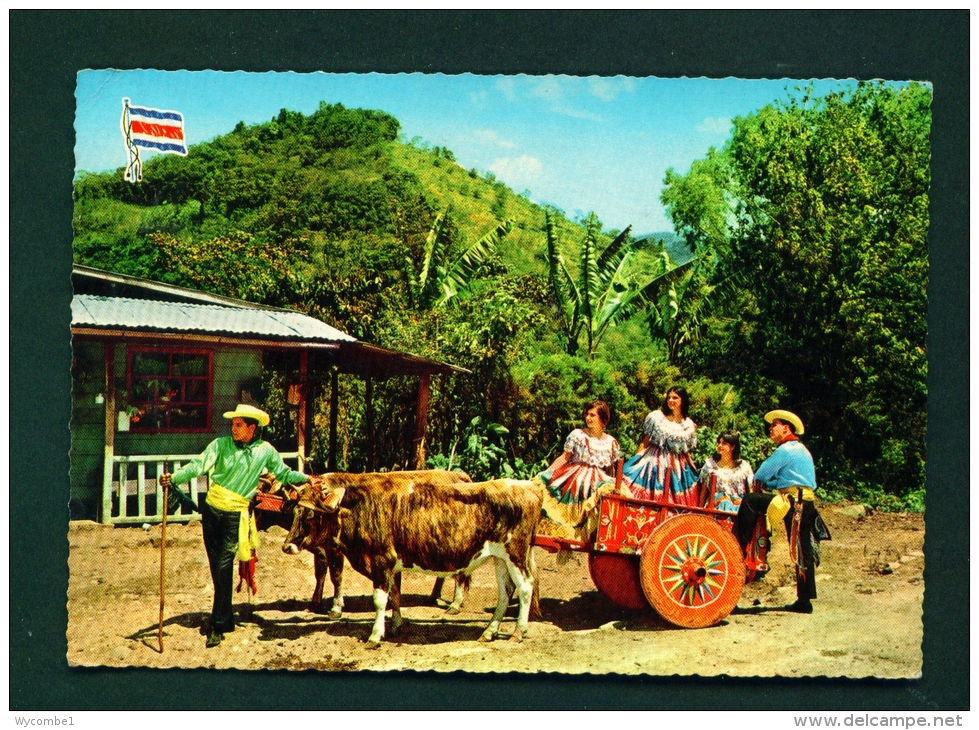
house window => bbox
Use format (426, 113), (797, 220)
(127, 348), (212, 432)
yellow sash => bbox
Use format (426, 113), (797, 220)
(766, 487), (816, 535)
(206, 484), (260, 562)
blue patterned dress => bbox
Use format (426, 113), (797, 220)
(621, 410), (700, 505)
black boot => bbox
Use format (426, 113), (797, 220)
(785, 598), (813, 614)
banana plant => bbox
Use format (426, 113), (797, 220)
(645, 268), (705, 365)
(546, 210), (693, 357)
(407, 211), (513, 310)
(645, 260), (739, 365)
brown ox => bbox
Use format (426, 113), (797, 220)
(261, 471), (472, 617)
(283, 475), (542, 646)
(253, 479), (344, 617)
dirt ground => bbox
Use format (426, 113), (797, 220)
(66, 502), (923, 677)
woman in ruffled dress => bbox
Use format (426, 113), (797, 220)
(621, 386), (700, 506)
(698, 430), (753, 513)
(538, 400), (622, 541)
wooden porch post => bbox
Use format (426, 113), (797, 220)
(328, 368), (339, 471)
(412, 373), (430, 470)
(365, 376), (376, 472)
(295, 349), (309, 474)
(101, 340), (116, 524)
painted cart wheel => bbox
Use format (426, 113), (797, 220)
(588, 551), (647, 610)
(639, 514), (745, 628)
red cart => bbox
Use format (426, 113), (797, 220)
(534, 475), (768, 629)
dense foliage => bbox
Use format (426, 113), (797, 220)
(660, 81), (930, 507)
(73, 84), (931, 511)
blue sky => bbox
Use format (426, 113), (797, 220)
(76, 70), (858, 233)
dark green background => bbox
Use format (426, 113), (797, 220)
(10, 10), (969, 710)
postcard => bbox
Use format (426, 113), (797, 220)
(68, 69), (928, 677)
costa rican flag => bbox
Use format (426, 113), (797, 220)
(121, 98), (187, 182)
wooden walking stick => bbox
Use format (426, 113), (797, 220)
(158, 461), (170, 653)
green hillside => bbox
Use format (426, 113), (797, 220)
(74, 102), (678, 308)
(74, 103), (614, 294)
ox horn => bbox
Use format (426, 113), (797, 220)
(298, 487), (344, 514)
(321, 487), (344, 512)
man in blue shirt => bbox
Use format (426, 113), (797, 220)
(735, 409), (824, 614)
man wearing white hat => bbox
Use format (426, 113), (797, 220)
(160, 404), (308, 647)
(734, 409), (825, 614)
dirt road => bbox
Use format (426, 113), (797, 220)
(67, 503), (923, 677)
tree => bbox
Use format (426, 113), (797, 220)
(148, 230), (307, 304)
(660, 146), (736, 256)
(656, 147), (745, 366)
(664, 81), (931, 502)
(405, 210), (513, 309)
(644, 264), (715, 366)
(545, 210), (691, 357)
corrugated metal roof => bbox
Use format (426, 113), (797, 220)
(73, 264), (293, 310)
(72, 294), (357, 343)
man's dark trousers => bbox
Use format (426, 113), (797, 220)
(735, 491), (817, 601)
(201, 500), (241, 634)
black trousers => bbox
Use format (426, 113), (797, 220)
(201, 500), (241, 634)
(735, 491), (818, 601)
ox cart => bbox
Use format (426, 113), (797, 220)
(534, 477), (767, 629)
(253, 470), (768, 633)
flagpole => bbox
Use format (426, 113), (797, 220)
(121, 97), (142, 183)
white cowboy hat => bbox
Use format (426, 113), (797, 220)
(223, 403), (270, 427)
(764, 409), (804, 435)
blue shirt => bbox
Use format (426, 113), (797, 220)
(753, 440), (817, 491)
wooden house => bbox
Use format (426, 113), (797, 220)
(71, 265), (465, 524)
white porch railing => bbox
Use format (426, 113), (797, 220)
(101, 452), (301, 525)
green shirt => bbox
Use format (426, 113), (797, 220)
(171, 437), (306, 498)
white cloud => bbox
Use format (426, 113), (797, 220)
(588, 76), (635, 101)
(556, 105), (601, 122)
(488, 155), (543, 190)
(530, 76), (564, 101)
(697, 116), (732, 135)
(471, 128), (516, 149)
(495, 75), (601, 121)
(495, 77), (518, 101)
(534, 77), (602, 120)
